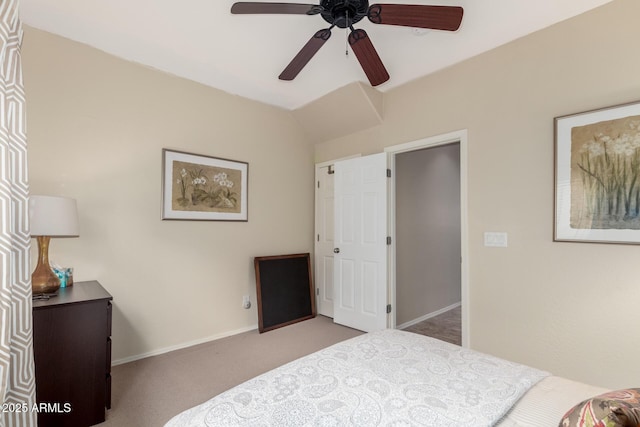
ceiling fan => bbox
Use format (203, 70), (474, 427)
(230, 1), (464, 86)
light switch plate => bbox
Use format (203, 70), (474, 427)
(484, 232), (508, 247)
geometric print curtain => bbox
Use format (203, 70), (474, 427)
(0, 0), (37, 425)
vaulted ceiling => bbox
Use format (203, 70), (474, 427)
(19, 0), (613, 110)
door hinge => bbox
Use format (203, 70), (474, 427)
(386, 304), (392, 314)
(317, 180), (320, 188)
(386, 236), (392, 245)
(316, 288), (319, 296)
(317, 234), (320, 242)
(386, 168), (391, 178)
(328, 165), (335, 175)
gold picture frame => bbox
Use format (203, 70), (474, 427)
(161, 149), (248, 221)
(554, 100), (640, 243)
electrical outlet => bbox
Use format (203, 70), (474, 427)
(242, 295), (251, 309)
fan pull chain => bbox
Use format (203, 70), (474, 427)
(345, 10), (349, 57)
(345, 31), (349, 56)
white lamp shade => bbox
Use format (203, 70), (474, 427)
(29, 195), (79, 237)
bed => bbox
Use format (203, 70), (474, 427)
(165, 329), (612, 426)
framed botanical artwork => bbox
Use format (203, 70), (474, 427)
(162, 149), (248, 221)
(554, 100), (640, 243)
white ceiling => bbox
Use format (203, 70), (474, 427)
(19, 0), (613, 110)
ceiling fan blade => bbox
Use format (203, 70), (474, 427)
(231, 2), (322, 15)
(368, 4), (463, 31)
(279, 29), (332, 81)
(348, 29), (389, 87)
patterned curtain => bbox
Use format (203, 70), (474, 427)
(0, 0), (37, 426)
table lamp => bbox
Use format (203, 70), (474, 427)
(29, 195), (79, 294)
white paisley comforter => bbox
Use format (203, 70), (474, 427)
(165, 329), (549, 427)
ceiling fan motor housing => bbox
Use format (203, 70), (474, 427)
(320, 0), (369, 28)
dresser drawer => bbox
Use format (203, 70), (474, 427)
(107, 301), (112, 336)
(32, 281), (113, 427)
(106, 374), (112, 410)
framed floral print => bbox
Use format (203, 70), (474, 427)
(554, 100), (640, 243)
(162, 149), (248, 221)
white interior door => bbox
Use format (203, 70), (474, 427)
(333, 153), (388, 332)
(314, 165), (335, 317)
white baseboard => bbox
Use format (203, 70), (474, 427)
(112, 324), (259, 366)
(397, 302), (461, 330)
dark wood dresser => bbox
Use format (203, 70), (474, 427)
(32, 280), (113, 426)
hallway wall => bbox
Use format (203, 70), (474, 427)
(395, 143), (461, 326)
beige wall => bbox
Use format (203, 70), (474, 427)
(316, 0), (640, 389)
(22, 27), (314, 362)
(22, 0), (640, 389)
(396, 144), (461, 326)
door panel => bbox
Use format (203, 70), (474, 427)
(333, 153), (388, 332)
(314, 166), (335, 317)
(339, 259), (355, 309)
(362, 262), (378, 314)
(322, 256), (334, 302)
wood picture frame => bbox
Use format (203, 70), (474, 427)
(161, 148), (248, 221)
(554, 100), (640, 244)
(254, 253), (315, 333)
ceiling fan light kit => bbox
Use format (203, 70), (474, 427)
(231, 1), (464, 87)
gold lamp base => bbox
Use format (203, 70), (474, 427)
(31, 236), (61, 294)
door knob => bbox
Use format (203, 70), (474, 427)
(333, 248), (340, 253)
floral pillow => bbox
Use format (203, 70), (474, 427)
(559, 388), (640, 427)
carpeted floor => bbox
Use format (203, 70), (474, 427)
(103, 309), (461, 426)
(103, 315), (362, 426)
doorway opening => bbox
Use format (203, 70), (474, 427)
(313, 130), (468, 345)
(393, 143), (461, 345)
(386, 130), (469, 347)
